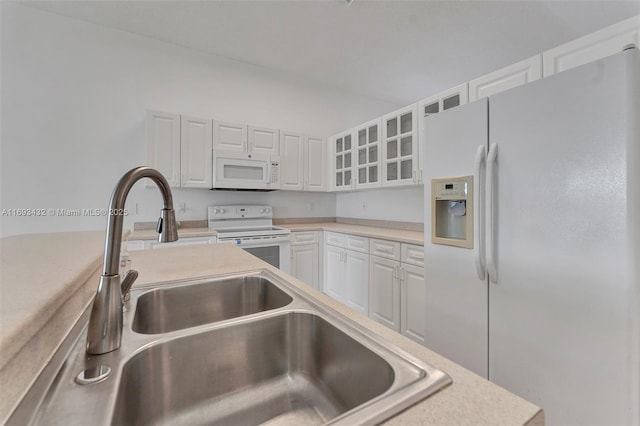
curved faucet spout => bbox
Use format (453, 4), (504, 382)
(87, 167), (178, 355)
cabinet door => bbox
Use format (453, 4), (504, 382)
(291, 244), (319, 289)
(279, 131), (304, 191)
(213, 120), (246, 151)
(382, 104), (418, 187)
(146, 110), (180, 187)
(180, 115), (212, 188)
(369, 256), (401, 331)
(305, 136), (327, 191)
(354, 118), (382, 189)
(248, 125), (279, 155)
(417, 83), (469, 184)
(401, 263), (426, 345)
(324, 245), (345, 302)
(345, 250), (369, 314)
(331, 131), (355, 191)
(469, 55), (542, 101)
(543, 16), (639, 77)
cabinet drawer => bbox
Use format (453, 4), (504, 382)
(369, 239), (401, 260)
(401, 243), (424, 267)
(291, 231), (319, 245)
(346, 234), (369, 253)
(325, 231), (346, 247)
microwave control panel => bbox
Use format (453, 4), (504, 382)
(270, 161), (279, 184)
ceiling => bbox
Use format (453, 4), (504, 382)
(18, 0), (640, 105)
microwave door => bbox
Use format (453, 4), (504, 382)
(213, 156), (270, 189)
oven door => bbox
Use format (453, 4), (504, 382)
(219, 236), (291, 273)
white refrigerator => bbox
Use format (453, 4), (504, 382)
(423, 48), (639, 425)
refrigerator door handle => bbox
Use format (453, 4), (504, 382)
(486, 143), (498, 284)
(474, 144), (487, 281)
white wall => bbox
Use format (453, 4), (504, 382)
(336, 187), (424, 224)
(0, 3), (399, 237)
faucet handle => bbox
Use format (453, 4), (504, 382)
(120, 269), (139, 303)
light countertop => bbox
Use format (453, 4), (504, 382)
(1, 231), (543, 425)
(283, 222), (424, 245)
(128, 222), (424, 246)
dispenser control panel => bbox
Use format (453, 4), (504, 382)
(434, 181), (468, 201)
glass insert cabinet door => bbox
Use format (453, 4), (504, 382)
(382, 104), (418, 187)
(355, 118), (382, 189)
(332, 130), (354, 191)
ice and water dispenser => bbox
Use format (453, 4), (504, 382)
(431, 176), (473, 249)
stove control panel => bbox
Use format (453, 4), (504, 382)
(208, 205), (274, 221)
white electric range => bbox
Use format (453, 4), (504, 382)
(208, 205), (291, 273)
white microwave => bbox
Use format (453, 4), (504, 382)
(212, 150), (280, 190)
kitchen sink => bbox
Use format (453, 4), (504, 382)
(8, 270), (451, 426)
(132, 275), (292, 334)
(115, 312), (396, 425)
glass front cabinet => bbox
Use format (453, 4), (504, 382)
(382, 104), (419, 187)
(331, 130), (355, 191)
(354, 118), (382, 189)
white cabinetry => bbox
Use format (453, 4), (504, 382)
(146, 111), (212, 188)
(248, 125), (280, 154)
(354, 118), (382, 189)
(368, 239), (426, 344)
(368, 238), (403, 332)
(180, 116), (213, 188)
(323, 232), (369, 314)
(279, 131), (304, 190)
(146, 111), (181, 187)
(213, 120), (246, 151)
(543, 15), (640, 77)
(214, 120), (279, 155)
(469, 55), (542, 101)
(330, 130), (355, 191)
(290, 231), (321, 290)
(304, 136), (327, 192)
(417, 83), (469, 183)
(382, 104), (419, 187)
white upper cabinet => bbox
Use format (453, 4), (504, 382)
(417, 83), (469, 183)
(469, 55), (542, 101)
(180, 115), (213, 188)
(248, 125), (280, 155)
(213, 120), (246, 151)
(331, 130), (355, 191)
(543, 15), (640, 77)
(354, 118), (382, 189)
(279, 131), (304, 190)
(146, 110), (181, 187)
(382, 104), (419, 187)
(304, 136), (327, 192)
(146, 111), (212, 188)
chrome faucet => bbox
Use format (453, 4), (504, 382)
(86, 167), (178, 355)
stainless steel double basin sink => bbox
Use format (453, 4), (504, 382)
(10, 270), (451, 425)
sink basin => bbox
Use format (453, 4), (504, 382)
(132, 275), (293, 334)
(8, 270), (451, 426)
(114, 313), (396, 425)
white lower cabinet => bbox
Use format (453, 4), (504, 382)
(369, 256), (401, 331)
(290, 231), (321, 290)
(400, 263), (426, 344)
(323, 232), (369, 315)
(368, 239), (426, 345)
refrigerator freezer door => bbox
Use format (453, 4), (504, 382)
(489, 49), (639, 425)
(423, 99), (489, 378)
